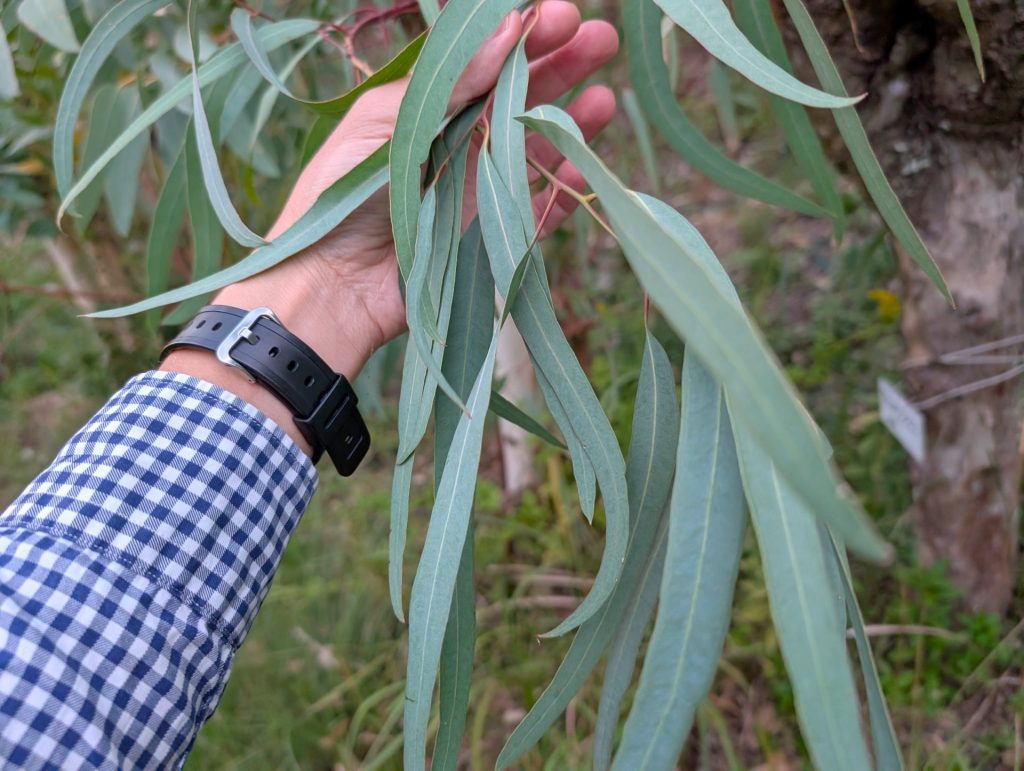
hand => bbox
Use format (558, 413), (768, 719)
(215, 1), (618, 377)
(166, 4), (618, 456)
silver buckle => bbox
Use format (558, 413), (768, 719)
(215, 307), (280, 371)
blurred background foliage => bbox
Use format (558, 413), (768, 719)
(1, 0), (1022, 768)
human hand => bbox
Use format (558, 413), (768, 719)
(215, 2), (618, 378)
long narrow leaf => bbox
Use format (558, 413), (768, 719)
(955, 0), (985, 82)
(431, 221), (494, 771)
(103, 86), (147, 236)
(17, 0), (79, 52)
(733, 431), (871, 770)
(0, 23), (19, 100)
(830, 533), (905, 770)
(732, 0), (845, 236)
(389, 0), (519, 279)
(623, 0), (826, 218)
(404, 329), (499, 770)
(489, 391), (565, 450)
(613, 354), (746, 771)
(520, 106), (890, 562)
(497, 331), (679, 770)
(781, 0), (953, 304)
(230, 9), (296, 98)
(53, 0), (166, 200)
(653, 0), (858, 108)
(58, 17), (319, 223)
(477, 148), (631, 635)
(145, 143), (187, 317)
(187, 0), (265, 248)
(88, 142), (389, 318)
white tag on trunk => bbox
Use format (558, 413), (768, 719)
(878, 378), (926, 463)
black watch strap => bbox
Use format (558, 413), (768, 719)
(160, 305), (370, 475)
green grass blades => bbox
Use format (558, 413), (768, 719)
(431, 224), (494, 770)
(612, 354), (746, 771)
(389, 0), (520, 279)
(58, 17), (319, 224)
(956, 0), (985, 82)
(829, 532), (906, 770)
(733, 429), (872, 771)
(623, 0), (826, 218)
(53, 0), (166, 203)
(731, 0), (845, 238)
(186, 0), (265, 249)
(520, 105), (890, 563)
(653, 0), (860, 108)
(88, 142), (389, 318)
(476, 147), (631, 636)
(496, 330), (679, 770)
(403, 329), (499, 770)
(780, 0), (953, 305)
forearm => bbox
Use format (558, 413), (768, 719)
(0, 370), (317, 768)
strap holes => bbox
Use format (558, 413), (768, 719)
(268, 347), (279, 357)
(304, 375), (315, 387)
(196, 319), (206, 328)
(287, 360), (298, 372)
(212, 322), (222, 331)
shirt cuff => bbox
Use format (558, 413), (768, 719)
(3, 370), (319, 649)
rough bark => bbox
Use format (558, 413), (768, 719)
(800, 0), (1024, 611)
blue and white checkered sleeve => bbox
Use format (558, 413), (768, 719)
(0, 370), (319, 770)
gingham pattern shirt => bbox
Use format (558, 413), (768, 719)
(0, 371), (318, 769)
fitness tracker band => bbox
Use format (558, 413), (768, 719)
(160, 305), (370, 475)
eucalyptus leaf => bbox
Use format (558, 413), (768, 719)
(780, 0), (953, 305)
(489, 391), (565, 450)
(653, 0), (859, 108)
(0, 23), (18, 100)
(520, 105), (890, 563)
(389, 0), (520, 279)
(404, 328), (499, 770)
(230, 9), (296, 98)
(612, 354), (745, 771)
(103, 86), (147, 237)
(88, 142), (388, 318)
(497, 330), (678, 770)
(53, 0), (166, 201)
(59, 17), (320, 223)
(17, 0), (79, 52)
(146, 142), (187, 318)
(623, 0), (826, 218)
(477, 147), (631, 636)
(732, 0), (845, 236)
(186, 0), (265, 248)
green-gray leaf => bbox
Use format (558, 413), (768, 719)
(230, 8), (296, 98)
(404, 328), (499, 770)
(477, 147), (631, 635)
(496, 330), (679, 770)
(103, 86), (147, 237)
(389, 0), (519, 279)
(187, 0), (265, 248)
(489, 391), (565, 450)
(520, 105), (889, 562)
(59, 17), (319, 223)
(732, 0), (845, 236)
(612, 353), (746, 771)
(623, 0), (826, 218)
(88, 142), (388, 318)
(53, 0), (166, 201)
(145, 143), (187, 321)
(780, 0), (952, 305)
(0, 23), (18, 100)
(17, 0), (79, 52)
(956, 0), (985, 82)
(733, 429), (871, 770)
(653, 0), (858, 108)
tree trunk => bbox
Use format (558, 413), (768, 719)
(801, 0), (1024, 611)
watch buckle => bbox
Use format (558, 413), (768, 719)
(215, 307), (280, 376)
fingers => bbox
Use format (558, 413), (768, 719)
(525, 85), (616, 176)
(525, 20), (619, 108)
(449, 0), (587, 109)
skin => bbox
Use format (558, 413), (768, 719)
(162, 3), (619, 456)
